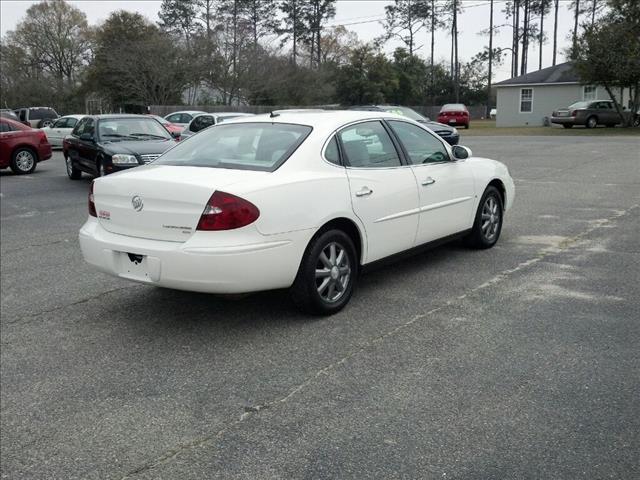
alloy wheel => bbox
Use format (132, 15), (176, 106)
(315, 241), (351, 303)
(15, 150), (35, 172)
(481, 196), (501, 242)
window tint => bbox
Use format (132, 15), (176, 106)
(325, 136), (341, 165)
(190, 115), (215, 132)
(388, 121), (449, 164)
(155, 122), (312, 172)
(520, 88), (533, 112)
(83, 118), (95, 137)
(73, 117), (88, 136)
(338, 121), (401, 168)
(67, 118), (79, 128)
(166, 114), (182, 123)
(98, 117), (170, 139)
(0, 121), (12, 133)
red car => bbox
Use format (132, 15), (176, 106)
(0, 117), (52, 174)
(437, 103), (470, 129)
(149, 115), (183, 139)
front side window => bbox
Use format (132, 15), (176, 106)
(190, 115), (215, 132)
(583, 86), (597, 101)
(0, 121), (13, 133)
(166, 113), (182, 123)
(520, 88), (533, 113)
(73, 117), (89, 136)
(338, 121), (401, 168)
(388, 120), (450, 164)
(82, 119), (95, 137)
(155, 122), (312, 172)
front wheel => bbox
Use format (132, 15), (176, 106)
(586, 116), (598, 128)
(465, 186), (504, 249)
(65, 155), (81, 179)
(290, 229), (358, 315)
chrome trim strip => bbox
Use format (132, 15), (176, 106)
(373, 207), (421, 223)
(419, 196), (473, 213)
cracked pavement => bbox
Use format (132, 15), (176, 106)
(1, 136), (639, 479)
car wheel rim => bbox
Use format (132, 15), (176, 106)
(588, 118), (596, 128)
(99, 163), (105, 176)
(315, 241), (351, 303)
(481, 196), (500, 242)
(16, 151), (35, 172)
(65, 157), (72, 175)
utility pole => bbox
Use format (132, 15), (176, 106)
(552, 0), (559, 65)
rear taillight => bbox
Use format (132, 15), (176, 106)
(88, 181), (97, 217)
(197, 191), (259, 231)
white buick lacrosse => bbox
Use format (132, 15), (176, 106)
(79, 111), (515, 314)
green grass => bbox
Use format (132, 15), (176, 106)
(461, 119), (640, 136)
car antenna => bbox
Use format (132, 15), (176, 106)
(270, 111), (280, 118)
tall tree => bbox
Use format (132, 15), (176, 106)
(158, 0), (202, 47)
(571, 0), (640, 126)
(336, 44), (398, 104)
(427, 0), (445, 102)
(552, 0), (559, 64)
(488, 0), (494, 116)
(241, 0), (280, 50)
(381, 0), (430, 57)
(571, 0), (583, 50)
(279, 0), (311, 66)
(303, 0), (336, 68)
(10, 0), (90, 87)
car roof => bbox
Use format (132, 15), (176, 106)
(90, 114), (159, 120)
(224, 110), (408, 131)
(59, 114), (85, 119)
(166, 110), (206, 116)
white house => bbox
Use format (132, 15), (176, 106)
(494, 62), (632, 127)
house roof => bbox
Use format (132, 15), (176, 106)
(494, 62), (580, 87)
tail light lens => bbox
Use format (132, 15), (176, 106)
(88, 181), (97, 217)
(197, 191), (259, 231)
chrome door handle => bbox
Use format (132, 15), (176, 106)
(422, 177), (436, 186)
(355, 187), (373, 197)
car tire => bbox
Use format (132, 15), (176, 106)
(290, 229), (358, 315)
(465, 186), (503, 249)
(562, 124), (573, 129)
(586, 116), (598, 128)
(96, 159), (106, 177)
(37, 119), (54, 128)
(65, 154), (82, 180)
(10, 147), (37, 174)
(633, 116), (640, 127)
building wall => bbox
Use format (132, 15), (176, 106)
(496, 84), (629, 127)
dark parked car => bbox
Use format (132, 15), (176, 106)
(0, 117), (52, 174)
(63, 114), (177, 179)
(348, 105), (460, 145)
(13, 107), (59, 128)
(551, 100), (624, 128)
(437, 104), (470, 129)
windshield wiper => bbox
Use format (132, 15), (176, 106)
(129, 133), (168, 140)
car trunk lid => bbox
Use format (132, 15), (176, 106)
(93, 165), (266, 242)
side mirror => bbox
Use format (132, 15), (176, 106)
(79, 132), (95, 142)
(452, 145), (472, 160)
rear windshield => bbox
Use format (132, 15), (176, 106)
(441, 104), (466, 112)
(154, 122), (312, 172)
(567, 101), (589, 109)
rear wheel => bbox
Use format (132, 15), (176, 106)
(96, 159), (106, 177)
(562, 124), (573, 129)
(290, 229), (358, 315)
(10, 148), (37, 174)
(586, 116), (598, 128)
(65, 154), (81, 179)
(465, 186), (503, 249)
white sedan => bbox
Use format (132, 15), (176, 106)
(41, 114), (85, 148)
(79, 111), (515, 315)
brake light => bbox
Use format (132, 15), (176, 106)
(197, 191), (259, 231)
(88, 181), (97, 217)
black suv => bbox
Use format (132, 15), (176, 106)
(348, 105), (460, 145)
(63, 114), (178, 179)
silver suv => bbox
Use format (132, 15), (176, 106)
(14, 107), (59, 128)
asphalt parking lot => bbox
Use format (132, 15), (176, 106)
(1, 136), (639, 479)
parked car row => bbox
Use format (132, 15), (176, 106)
(551, 100), (639, 128)
(0, 117), (52, 174)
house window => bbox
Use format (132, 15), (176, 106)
(583, 85), (597, 100)
(520, 88), (533, 113)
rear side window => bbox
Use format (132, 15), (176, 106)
(0, 121), (12, 133)
(324, 136), (341, 165)
(73, 117), (89, 136)
(156, 122), (312, 172)
(338, 121), (401, 168)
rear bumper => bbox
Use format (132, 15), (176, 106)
(437, 117), (469, 127)
(38, 144), (52, 161)
(79, 218), (313, 294)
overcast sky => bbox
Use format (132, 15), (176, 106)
(1, 0), (582, 82)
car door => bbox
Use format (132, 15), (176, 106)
(48, 117), (68, 145)
(75, 118), (98, 172)
(338, 120), (420, 263)
(387, 120), (476, 245)
(601, 101), (619, 124)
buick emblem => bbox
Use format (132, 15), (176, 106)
(131, 195), (143, 212)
